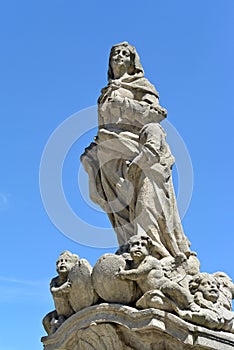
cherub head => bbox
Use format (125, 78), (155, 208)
(56, 251), (79, 277)
(189, 273), (220, 303)
(128, 234), (153, 262)
(108, 42), (144, 80)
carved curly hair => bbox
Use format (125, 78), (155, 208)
(56, 250), (79, 264)
(189, 272), (220, 295)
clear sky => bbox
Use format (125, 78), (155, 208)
(1, 1), (234, 349)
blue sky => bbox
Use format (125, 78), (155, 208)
(1, 1), (234, 349)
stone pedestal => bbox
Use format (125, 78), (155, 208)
(41, 304), (234, 350)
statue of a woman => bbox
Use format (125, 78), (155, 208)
(81, 42), (191, 258)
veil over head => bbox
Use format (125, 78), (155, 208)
(97, 42), (159, 104)
(108, 41), (144, 81)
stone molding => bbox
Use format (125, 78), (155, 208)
(42, 304), (234, 350)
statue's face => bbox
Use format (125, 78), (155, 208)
(130, 238), (149, 260)
(198, 277), (219, 302)
(110, 46), (131, 78)
(56, 254), (75, 275)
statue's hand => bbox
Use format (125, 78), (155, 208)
(61, 281), (71, 294)
(193, 291), (214, 310)
(189, 301), (201, 312)
(51, 281), (71, 295)
(115, 267), (127, 280)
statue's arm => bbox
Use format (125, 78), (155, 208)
(117, 258), (157, 281)
(99, 90), (166, 126)
(50, 278), (71, 295)
(194, 292), (215, 310)
(127, 124), (163, 174)
(117, 267), (146, 281)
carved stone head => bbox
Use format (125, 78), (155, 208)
(128, 234), (153, 261)
(56, 250), (79, 277)
(108, 42), (144, 81)
(189, 272), (220, 303)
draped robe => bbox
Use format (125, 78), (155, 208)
(81, 74), (191, 258)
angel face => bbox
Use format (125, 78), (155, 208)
(56, 254), (75, 276)
(129, 237), (149, 261)
(198, 276), (219, 303)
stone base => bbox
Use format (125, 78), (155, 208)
(41, 304), (234, 350)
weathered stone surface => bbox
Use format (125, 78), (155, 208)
(43, 251), (79, 334)
(116, 234), (199, 313)
(68, 258), (98, 312)
(115, 234), (234, 333)
(92, 253), (140, 303)
(178, 272), (234, 332)
(42, 42), (234, 348)
(213, 272), (234, 311)
(81, 41), (191, 258)
(41, 304), (234, 350)
(42, 251), (98, 335)
(76, 324), (127, 350)
(43, 240), (234, 338)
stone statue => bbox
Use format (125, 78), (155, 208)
(213, 271), (234, 311)
(81, 41), (191, 258)
(42, 251), (98, 335)
(42, 43), (234, 349)
(179, 272), (234, 332)
(116, 234), (199, 313)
